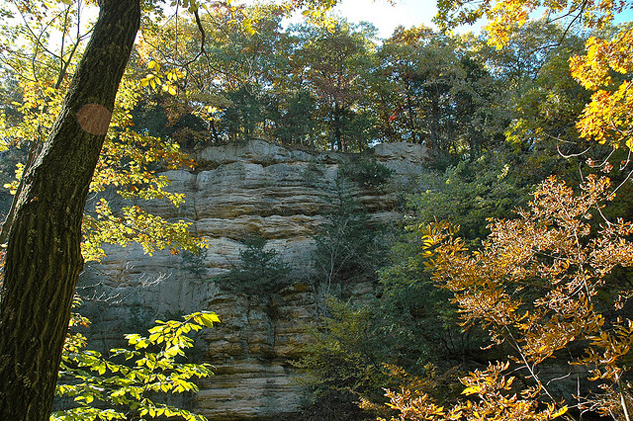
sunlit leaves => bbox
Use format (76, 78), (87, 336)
(434, 0), (633, 155)
(1, 36), (203, 262)
(82, 198), (202, 262)
(435, 0), (629, 48)
(54, 311), (217, 421)
(140, 60), (182, 96)
(171, 0), (200, 14)
(378, 361), (569, 420)
(408, 175), (633, 419)
(571, 28), (633, 148)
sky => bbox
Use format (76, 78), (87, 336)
(331, 0), (440, 38)
(327, 0), (633, 39)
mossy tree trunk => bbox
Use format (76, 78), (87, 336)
(0, 1), (141, 420)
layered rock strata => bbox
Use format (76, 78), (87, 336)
(78, 139), (428, 419)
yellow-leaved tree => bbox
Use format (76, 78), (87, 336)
(371, 2), (633, 420)
(0, 0), (344, 419)
(436, 0), (632, 150)
(0, 1), (214, 419)
(375, 175), (633, 420)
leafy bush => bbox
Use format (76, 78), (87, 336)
(54, 308), (219, 421)
(339, 157), (394, 188)
(219, 236), (290, 296)
(296, 298), (392, 421)
(297, 295), (467, 421)
(410, 149), (534, 245)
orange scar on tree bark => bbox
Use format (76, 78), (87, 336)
(77, 104), (112, 135)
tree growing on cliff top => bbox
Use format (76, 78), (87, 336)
(0, 0), (338, 419)
(292, 19), (378, 151)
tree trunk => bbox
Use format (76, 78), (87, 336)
(333, 102), (342, 151)
(0, 1), (140, 420)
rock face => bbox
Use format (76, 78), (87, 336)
(78, 139), (428, 419)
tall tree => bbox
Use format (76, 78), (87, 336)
(377, 26), (502, 158)
(480, 21), (590, 149)
(136, 3), (290, 144)
(435, 0), (633, 153)
(0, 1), (341, 418)
(293, 19), (377, 151)
(0, 1), (141, 419)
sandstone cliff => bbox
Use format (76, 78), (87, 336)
(77, 139), (428, 420)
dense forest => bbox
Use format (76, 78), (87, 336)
(0, 0), (632, 420)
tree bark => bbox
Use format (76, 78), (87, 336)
(0, 1), (140, 420)
(333, 102), (342, 151)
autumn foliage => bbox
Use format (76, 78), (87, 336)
(354, 2), (633, 419)
(379, 175), (633, 420)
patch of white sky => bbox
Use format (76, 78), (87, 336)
(39, 0), (633, 51)
(288, 0), (632, 41)
(241, 0), (485, 39)
(328, 0), (442, 38)
(327, 0), (633, 40)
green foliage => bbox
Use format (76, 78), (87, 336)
(301, 162), (328, 187)
(481, 21), (590, 149)
(377, 267), (483, 370)
(275, 90), (318, 146)
(297, 289), (468, 420)
(54, 310), (219, 421)
(223, 87), (268, 142)
(374, 26), (505, 157)
(299, 149), (559, 419)
(181, 247), (208, 280)
(218, 236), (290, 296)
(291, 19), (378, 151)
(339, 157), (394, 189)
(409, 149), (538, 245)
(312, 180), (386, 292)
(296, 298), (391, 420)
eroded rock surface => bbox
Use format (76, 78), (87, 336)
(78, 139), (428, 419)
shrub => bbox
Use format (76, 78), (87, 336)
(312, 181), (386, 293)
(181, 247), (208, 280)
(296, 298), (392, 421)
(219, 236), (290, 296)
(410, 150), (534, 245)
(339, 157), (394, 188)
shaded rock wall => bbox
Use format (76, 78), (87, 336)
(78, 140), (428, 419)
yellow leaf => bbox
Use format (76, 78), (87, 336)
(552, 406), (568, 418)
(461, 385), (481, 395)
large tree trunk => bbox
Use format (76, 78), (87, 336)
(0, 1), (140, 420)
